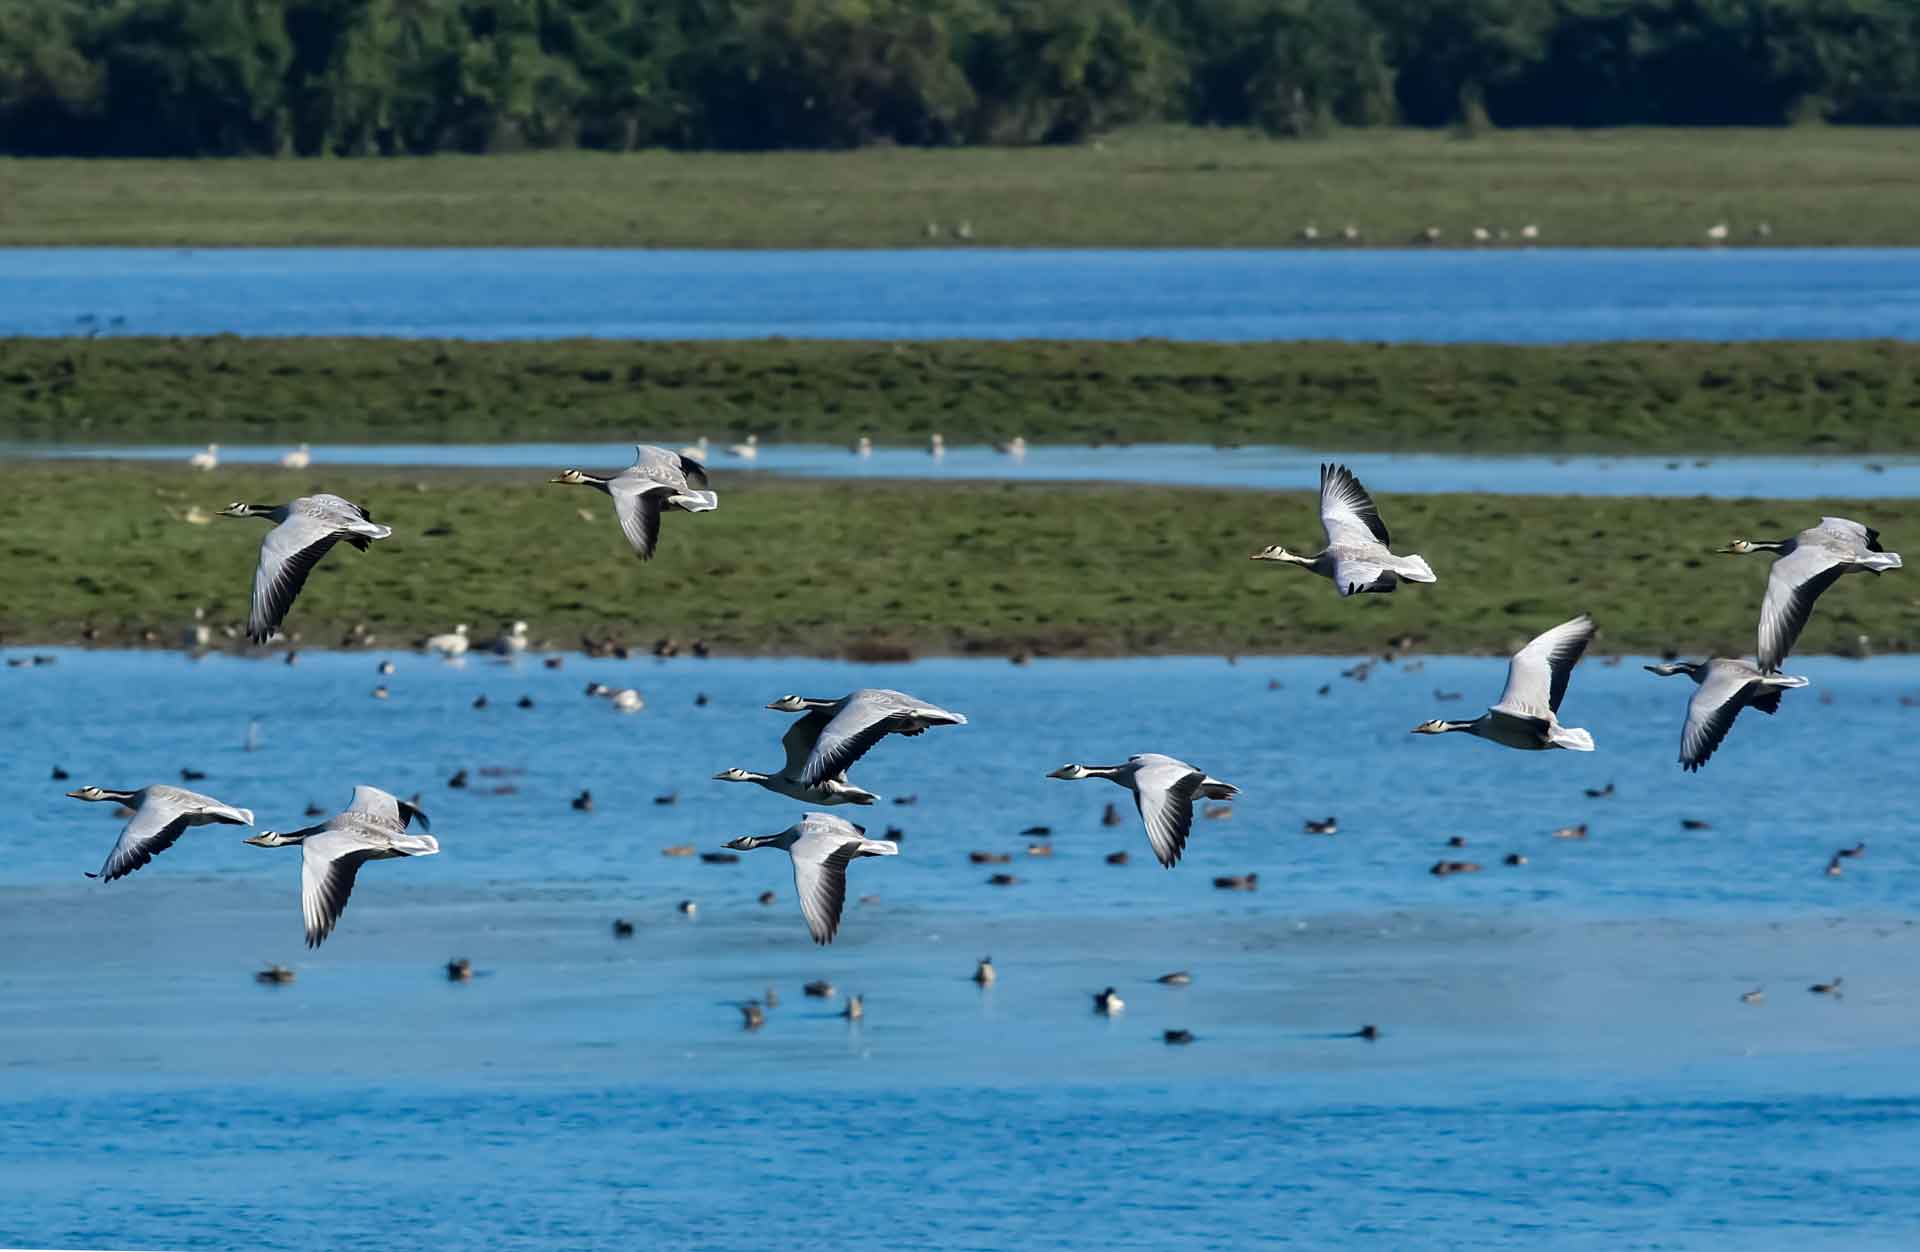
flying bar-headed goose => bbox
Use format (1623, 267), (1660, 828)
(550, 445), (718, 561)
(1646, 658), (1809, 771)
(1412, 614), (1597, 750)
(67, 784), (254, 881)
(766, 689), (967, 787)
(723, 813), (898, 945)
(244, 785), (437, 948)
(222, 496), (392, 644)
(714, 707), (879, 804)
(1718, 517), (1902, 672)
(1046, 754), (1239, 868)
(1251, 463), (1436, 596)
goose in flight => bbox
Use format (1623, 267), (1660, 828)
(67, 783), (254, 881)
(549, 445), (718, 561)
(1412, 614), (1597, 750)
(723, 813), (899, 945)
(714, 706), (880, 804)
(244, 785), (438, 948)
(1717, 518), (1902, 672)
(1251, 463), (1435, 596)
(766, 689), (967, 786)
(1645, 659), (1809, 772)
(221, 496), (392, 643)
(1046, 754), (1239, 867)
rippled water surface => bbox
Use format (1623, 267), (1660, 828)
(8, 247), (1920, 342)
(5, 650), (1920, 1249)
(16, 440), (1920, 499)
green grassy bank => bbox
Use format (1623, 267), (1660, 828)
(3, 462), (1914, 659)
(4, 127), (1918, 249)
(7, 337), (1917, 454)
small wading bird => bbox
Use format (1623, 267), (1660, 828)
(1047, 755), (1239, 868)
(549, 445), (718, 561)
(1412, 614), (1597, 751)
(1251, 463), (1436, 596)
(68, 784), (254, 881)
(723, 813), (899, 945)
(713, 702), (882, 805)
(1645, 659), (1810, 771)
(765, 689), (967, 787)
(221, 496), (392, 644)
(1716, 517), (1902, 672)
(244, 786), (437, 949)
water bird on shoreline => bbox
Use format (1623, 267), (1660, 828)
(1093, 987), (1125, 1015)
(220, 495), (392, 643)
(724, 813), (899, 945)
(423, 623), (470, 657)
(188, 443), (219, 471)
(446, 958), (472, 982)
(726, 435), (759, 461)
(279, 443), (311, 469)
(1646, 659), (1809, 771)
(678, 436), (710, 462)
(973, 957), (996, 985)
(928, 433), (945, 458)
(766, 689), (967, 786)
(995, 436), (1027, 458)
(244, 786), (436, 948)
(1304, 816), (1339, 835)
(487, 621), (530, 655)
(1717, 518), (1902, 671)
(68, 784), (255, 881)
(1251, 463), (1436, 597)
(1048, 755), (1238, 868)
(1412, 614), (1597, 751)
(549, 445), (718, 561)
(256, 964), (295, 984)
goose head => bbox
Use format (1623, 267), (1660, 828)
(765, 694), (810, 712)
(1249, 544), (1303, 564)
(1046, 764), (1092, 781)
(723, 834), (781, 852)
(218, 501), (264, 518)
(712, 768), (759, 783)
(1410, 719), (1456, 735)
(65, 785), (115, 801)
(244, 830), (303, 847)
(1643, 661), (1701, 678)
(1715, 539), (1761, 554)
(549, 469), (592, 486)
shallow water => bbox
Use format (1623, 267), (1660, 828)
(15, 441), (1920, 499)
(5, 650), (1919, 1248)
(10, 247), (1920, 342)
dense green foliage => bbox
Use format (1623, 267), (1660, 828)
(3, 461), (1915, 659)
(4, 1), (1918, 155)
(6, 336), (1917, 454)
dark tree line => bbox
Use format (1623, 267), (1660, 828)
(2, 0), (1917, 156)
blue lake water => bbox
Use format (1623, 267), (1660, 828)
(9, 246), (1920, 343)
(5, 649), (1920, 1248)
(16, 440), (1920, 499)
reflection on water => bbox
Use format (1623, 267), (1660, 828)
(6, 247), (1920, 343)
(6, 650), (1920, 1249)
(14, 441), (1919, 498)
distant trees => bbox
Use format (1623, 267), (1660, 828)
(1, 0), (1917, 156)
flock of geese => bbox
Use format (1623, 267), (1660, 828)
(67, 451), (1904, 967)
